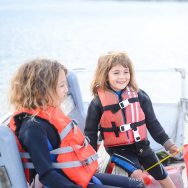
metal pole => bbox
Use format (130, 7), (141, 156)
(175, 68), (186, 98)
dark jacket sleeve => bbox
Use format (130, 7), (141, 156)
(84, 97), (103, 151)
(19, 118), (82, 188)
(138, 89), (169, 145)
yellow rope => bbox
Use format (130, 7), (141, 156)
(143, 147), (184, 173)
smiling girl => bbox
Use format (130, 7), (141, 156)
(84, 51), (180, 188)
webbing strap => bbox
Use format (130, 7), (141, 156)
(49, 146), (74, 155)
(83, 153), (99, 166)
(103, 98), (139, 114)
(20, 137), (90, 157)
(50, 137), (89, 155)
(22, 153), (99, 169)
(60, 120), (78, 140)
(20, 152), (31, 159)
(22, 161), (82, 169)
(101, 120), (145, 133)
(111, 122), (119, 137)
(20, 147), (75, 158)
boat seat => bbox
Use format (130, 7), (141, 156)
(0, 123), (44, 188)
(0, 124), (28, 188)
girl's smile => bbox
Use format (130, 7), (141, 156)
(108, 64), (130, 92)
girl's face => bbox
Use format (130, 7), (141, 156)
(50, 69), (68, 107)
(108, 64), (130, 92)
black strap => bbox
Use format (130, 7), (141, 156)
(99, 125), (104, 139)
(135, 141), (140, 153)
(101, 120), (145, 133)
(103, 98), (139, 114)
(111, 122), (119, 137)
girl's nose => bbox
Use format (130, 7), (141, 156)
(65, 85), (69, 93)
(120, 73), (125, 78)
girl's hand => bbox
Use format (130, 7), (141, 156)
(168, 145), (180, 157)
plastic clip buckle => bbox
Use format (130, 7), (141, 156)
(119, 124), (131, 132)
(82, 158), (92, 166)
(133, 129), (141, 142)
(119, 99), (129, 109)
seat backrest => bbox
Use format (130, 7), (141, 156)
(0, 124), (28, 188)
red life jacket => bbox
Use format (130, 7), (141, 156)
(97, 87), (147, 148)
(10, 107), (98, 188)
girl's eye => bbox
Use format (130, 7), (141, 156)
(60, 85), (64, 87)
(114, 72), (119, 75)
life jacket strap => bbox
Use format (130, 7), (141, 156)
(103, 97), (139, 114)
(20, 152), (31, 159)
(81, 153), (99, 166)
(22, 153), (99, 169)
(60, 119), (78, 140)
(111, 122), (119, 137)
(99, 125), (105, 139)
(101, 120), (145, 135)
(20, 136), (90, 158)
(50, 137), (90, 155)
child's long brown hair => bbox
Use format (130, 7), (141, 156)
(91, 51), (139, 97)
(8, 58), (67, 112)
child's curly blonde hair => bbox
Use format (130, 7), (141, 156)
(91, 51), (139, 97)
(8, 58), (67, 112)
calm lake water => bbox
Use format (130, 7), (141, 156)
(0, 0), (188, 117)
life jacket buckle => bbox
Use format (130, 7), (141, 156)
(72, 119), (78, 125)
(119, 99), (129, 109)
(81, 158), (92, 166)
(85, 136), (90, 143)
(119, 123), (131, 132)
(83, 136), (90, 148)
(133, 129), (141, 142)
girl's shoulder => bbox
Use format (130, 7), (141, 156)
(17, 114), (57, 135)
(90, 95), (102, 108)
(88, 95), (104, 115)
(137, 89), (151, 103)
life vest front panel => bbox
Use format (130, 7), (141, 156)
(10, 107), (98, 188)
(122, 87), (147, 144)
(97, 87), (147, 148)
